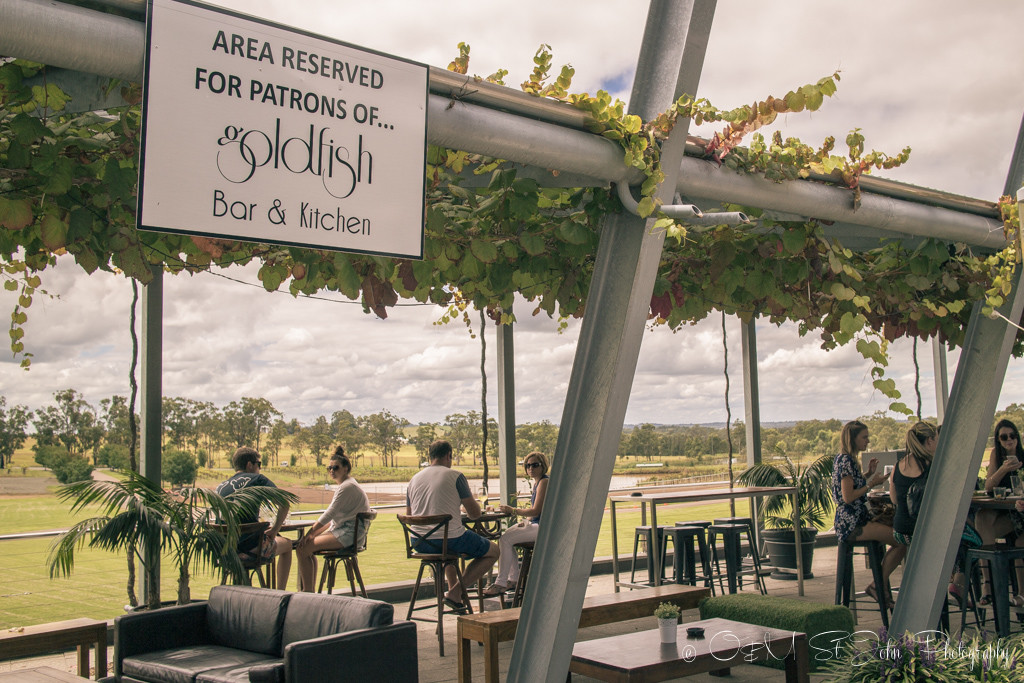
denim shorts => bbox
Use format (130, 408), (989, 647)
(414, 530), (490, 558)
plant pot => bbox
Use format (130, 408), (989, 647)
(657, 617), (678, 644)
(761, 527), (817, 580)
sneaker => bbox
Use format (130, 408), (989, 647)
(482, 582), (509, 597)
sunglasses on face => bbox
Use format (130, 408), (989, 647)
(524, 462), (541, 470)
(999, 433), (1018, 442)
(327, 465), (341, 472)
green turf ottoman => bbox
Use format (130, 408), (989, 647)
(699, 594), (855, 671)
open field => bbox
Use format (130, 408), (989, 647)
(0, 490), (746, 628)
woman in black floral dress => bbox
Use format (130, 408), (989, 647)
(831, 420), (905, 608)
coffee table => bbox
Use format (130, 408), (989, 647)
(569, 617), (809, 682)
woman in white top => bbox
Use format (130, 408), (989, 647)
(483, 451), (550, 596)
(295, 447), (372, 592)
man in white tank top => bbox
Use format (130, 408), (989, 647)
(407, 440), (498, 612)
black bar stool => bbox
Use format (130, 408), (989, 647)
(962, 544), (1024, 637)
(663, 525), (715, 594)
(630, 524), (671, 585)
(707, 523), (766, 594)
(713, 516), (760, 590)
(835, 539), (890, 630)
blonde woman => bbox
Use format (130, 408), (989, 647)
(483, 452), (549, 596)
(831, 420), (904, 607)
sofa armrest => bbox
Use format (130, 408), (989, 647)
(247, 662), (284, 683)
(281, 622), (417, 682)
(112, 602), (210, 673)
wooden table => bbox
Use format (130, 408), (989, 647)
(569, 617), (809, 683)
(279, 519), (315, 590)
(608, 486), (804, 595)
(970, 494), (1023, 510)
(458, 584), (709, 683)
(463, 511), (511, 540)
(0, 619), (106, 680)
(0, 666), (85, 681)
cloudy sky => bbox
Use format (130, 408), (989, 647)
(3, 0), (1024, 428)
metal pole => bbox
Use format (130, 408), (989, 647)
(890, 112), (1024, 634)
(507, 3), (716, 681)
(932, 339), (949, 424)
(741, 319), (762, 468)
(139, 263), (163, 604)
(496, 310), (517, 506)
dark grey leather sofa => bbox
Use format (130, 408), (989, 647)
(103, 585), (418, 683)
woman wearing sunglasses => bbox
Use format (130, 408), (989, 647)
(975, 419), (1024, 607)
(483, 451), (550, 597)
(295, 446), (373, 592)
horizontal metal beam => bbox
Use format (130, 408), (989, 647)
(0, 0), (1008, 250)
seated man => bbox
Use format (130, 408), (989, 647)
(217, 446), (292, 590)
(406, 440), (498, 613)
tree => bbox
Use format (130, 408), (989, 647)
(516, 421), (559, 458)
(411, 423), (438, 461)
(163, 397), (204, 454)
(360, 410), (408, 468)
(298, 416), (333, 467)
(446, 411), (483, 465)
(265, 420), (288, 464)
(0, 397), (29, 468)
(99, 395), (135, 447)
(164, 449), (198, 487)
(222, 397), (281, 451)
(33, 389), (103, 461)
(331, 410), (367, 463)
(627, 423), (660, 461)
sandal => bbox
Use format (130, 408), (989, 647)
(482, 582), (509, 597)
(977, 594), (993, 608)
(947, 583), (967, 609)
(1011, 594), (1024, 609)
(865, 584), (894, 609)
(443, 596), (469, 614)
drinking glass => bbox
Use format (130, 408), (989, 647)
(1012, 475), (1023, 496)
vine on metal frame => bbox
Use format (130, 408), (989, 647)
(0, 48), (1020, 416)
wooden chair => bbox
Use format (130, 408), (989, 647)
(396, 513), (472, 656)
(211, 521), (275, 588)
(315, 511), (373, 597)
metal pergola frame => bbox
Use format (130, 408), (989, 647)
(4, 0), (1024, 679)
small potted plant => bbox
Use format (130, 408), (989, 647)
(653, 602), (681, 644)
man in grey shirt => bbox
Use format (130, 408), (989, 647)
(406, 440), (498, 613)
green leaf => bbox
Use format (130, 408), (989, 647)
(637, 196), (656, 218)
(780, 229), (805, 254)
(830, 282), (855, 300)
(469, 239), (498, 263)
(556, 220), (590, 245)
(333, 254), (362, 298)
(9, 113), (49, 143)
(0, 198), (33, 230)
(40, 212), (68, 250)
(519, 233), (546, 256)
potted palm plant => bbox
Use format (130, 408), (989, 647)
(736, 453), (835, 579)
(48, 470), (296, 609)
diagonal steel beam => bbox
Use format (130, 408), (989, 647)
(890, 111), (1024, 634)
(506, 2), (716, 681)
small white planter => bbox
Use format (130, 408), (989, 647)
(658, 617), (677, 644)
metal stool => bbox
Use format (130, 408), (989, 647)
(707, 523), (766, 594)
(962, 544), (1024, 637)
(835, 539), (890, 630)
(662, 525), (715, 594)
(509, 541), (535, 608)
(630, 525), (672, 585)
(713, 516), (760, 590)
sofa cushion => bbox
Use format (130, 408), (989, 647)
(281, 593), (393, 648)
(122, 644), (278, 683)
(207, 585), (291, 656)
(196, 660), (283, 683)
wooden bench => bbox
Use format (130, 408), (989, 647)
(0, 618), (107, 680)
(457, 583), (710, 683)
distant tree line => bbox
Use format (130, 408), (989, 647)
(6, 388), (1019, 486)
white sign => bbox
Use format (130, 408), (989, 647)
(138, 0), (427, 258)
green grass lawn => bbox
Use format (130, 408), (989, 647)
(0, 494), (747, 628)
